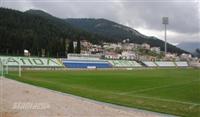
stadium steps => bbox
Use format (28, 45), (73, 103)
(138, 61), (147, 67)
(173, 61), (178, 67)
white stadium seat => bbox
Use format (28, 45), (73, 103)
(132, 61), (142, 67)
(175, 62), (188, 67)
(109, 60), (142, 67)
(143, 61), (157, 67)
(155, 61), (176, 67)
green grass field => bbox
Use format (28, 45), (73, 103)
(6, 68), (200, 117)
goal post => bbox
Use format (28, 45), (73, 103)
(0, 57), (21, 77)
(4, 62), (8, 75)
(0, 59), (3, 77)
(18, 57), (21, 77)
(18, 63), (21, 77)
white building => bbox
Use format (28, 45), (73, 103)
(121, 51), (137, 60)
(150, 47), (160, 54)
(142, 43), (151, 50)
(103, 43), (122, 50)
(81, 40), (93, 49)
(104, 52), (121, 59)
(180, 53), (192, 61)
(24, 49), (30, 56)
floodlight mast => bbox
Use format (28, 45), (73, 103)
(162, 17), (168, 55)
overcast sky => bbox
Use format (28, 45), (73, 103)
(1, 0), (199, 45)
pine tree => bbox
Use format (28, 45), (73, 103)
(75, 39), (81, 54)
(68, 41), (74, 53)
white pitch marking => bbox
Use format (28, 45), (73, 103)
(120, 79), (200, 95)
(126, 94), (200, 106)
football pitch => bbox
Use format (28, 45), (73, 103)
(5, 68), (200, 117)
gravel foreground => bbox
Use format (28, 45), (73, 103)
(0, 77), (175, 117)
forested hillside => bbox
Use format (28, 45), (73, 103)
(0, 8), (109, 57)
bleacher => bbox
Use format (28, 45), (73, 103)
(63, 60), (112, 68)
(175, 61), (188, 67)
(108, 60), (142, 67)
(142, 61), (157, 67)
(155, 61), (176, 67)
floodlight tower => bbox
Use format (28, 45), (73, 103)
(162, 17), (169, 55)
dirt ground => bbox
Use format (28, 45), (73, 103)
(0, 77), (175, 117)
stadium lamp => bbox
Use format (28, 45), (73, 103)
(162, 17), (169, 55)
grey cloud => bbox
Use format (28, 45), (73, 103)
(29, 0), (199, 34)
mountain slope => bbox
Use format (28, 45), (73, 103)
(66, 18), (147, 40)
(177, 42), (200, 53)
(0, 8), (188, 57)
(65, 18), (188, 54)
(0, 8), (109, 57)
(25, 10), (188, 54)
(25, 10), (113, 43)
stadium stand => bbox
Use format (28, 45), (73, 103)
(155, 61), (176, 67)
(142, 61), (157, 67)
(0, 56), (190, 69)
(175, 61), (188, 67)
(62, 60), (112, 68)
(108, 60), (142, 67)
(0, 56), (64, 67)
